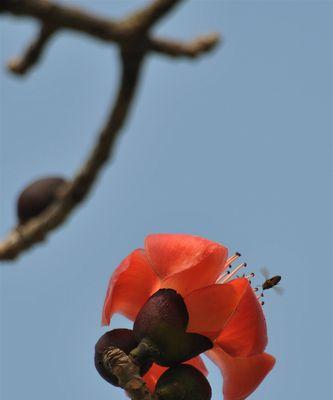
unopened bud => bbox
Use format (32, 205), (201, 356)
(17, 176), (66, 224)
(155, 364), (212, 400)
(134, 289), (212, 367)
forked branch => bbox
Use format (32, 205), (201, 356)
(0, 0), (220, 260)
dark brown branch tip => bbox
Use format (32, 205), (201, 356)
(7, 23), (57, 75)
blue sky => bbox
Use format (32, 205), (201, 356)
(1, 1), (332, 399)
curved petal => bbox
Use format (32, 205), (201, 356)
(184, 279), (249, 339)
(216, 278), (267, 357)
(207, 346), (275, 400)
(102, 249), (160, 325)
(143, 356), (208, 393)
(145, 233), (228, 281)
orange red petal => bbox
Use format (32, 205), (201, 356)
(207, 346), (275, 400)
(102, 249), (160, 325)
(145, 234), (228, 298)
(187, 356), (208, 377)
(145, 233), (228, 281)
(143, 356), (208, 393)
(184, 279), (249, 340)
(215, 278), (267, 357)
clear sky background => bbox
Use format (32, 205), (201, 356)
(1, 1), (332, 399)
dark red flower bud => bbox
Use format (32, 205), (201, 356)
(155, 364), (212, 400)
(133, 289), (212, 367)
(94, 329), (152, 387)
(17, 177), (66, 224)
(134, 289), (189, 335)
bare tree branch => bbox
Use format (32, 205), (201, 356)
(124, 0), (182, 33)
(0, 0), (220, 260)
(0, 49), (144, 259)
(7, 23), (56, 75)
(1, 0), (182, 44)
(1, 0), (219, 72)
(149, 33), (221, 58)
(0, 0), (124, 43)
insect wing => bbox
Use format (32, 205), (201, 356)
(273, 286), (284, 295)
(260, 267), (270, 280)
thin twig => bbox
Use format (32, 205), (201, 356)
(1, 0), (218, 64)
(149, 33), (221, 58)
(7, 23), (56, 75)
(0, 0), (220, 260)
(0, 0), (124, 42)
(123, 0), (182, 33)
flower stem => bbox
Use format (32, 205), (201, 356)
(130, 337), (160, 365)
(102, 346), (155, 400)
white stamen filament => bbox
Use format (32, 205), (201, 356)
(217, 266), (232, 281)
(218, 262), (247, 284)
(257, 293), (264, 300)
(225, 252), (241, 268)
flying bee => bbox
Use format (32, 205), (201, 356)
(260, 267), (283, 294)
(262, 275), (281, 290)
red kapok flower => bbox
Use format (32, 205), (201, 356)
(102, 234), (275, 400)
